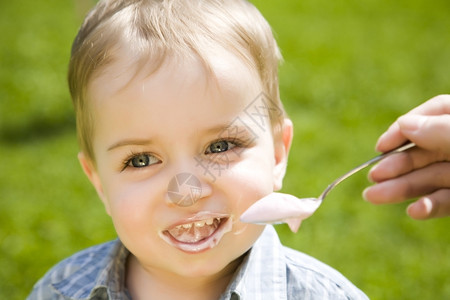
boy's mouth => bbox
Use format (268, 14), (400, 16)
(159, 214), (232, 253)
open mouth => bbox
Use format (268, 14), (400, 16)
(159, 215), (232, 253)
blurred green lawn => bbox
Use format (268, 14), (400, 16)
(1, 0), (449, 299)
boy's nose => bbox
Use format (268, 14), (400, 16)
(165, 172), (213, 207)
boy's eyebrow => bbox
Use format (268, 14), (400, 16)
(107, 123), (254, 151)
(204, 123), (254, 138)
(205, 124), (237, 135)
(107, 139), (154, 151)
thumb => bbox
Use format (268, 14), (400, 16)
(397, 114), (450, 154)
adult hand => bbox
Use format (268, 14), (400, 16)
(363, 95), (450, 219)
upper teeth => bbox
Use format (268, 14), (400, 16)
(175, 218), (217, 230)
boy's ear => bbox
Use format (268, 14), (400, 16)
(78, 152), (111, 215)
(273, 118), (293, 191)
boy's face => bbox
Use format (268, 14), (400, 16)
(80, 49), (292, 279)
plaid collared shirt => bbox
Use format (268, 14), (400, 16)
(27, 226), (368, 299)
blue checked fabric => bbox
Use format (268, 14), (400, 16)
(27, 226), (368, 300)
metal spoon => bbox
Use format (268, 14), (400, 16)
(317, 142), (416, 202)
(240, 142), (416, 232)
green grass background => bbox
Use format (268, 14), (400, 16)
(1, 0), (449, 299)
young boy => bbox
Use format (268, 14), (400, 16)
(28, 0), (368, 299)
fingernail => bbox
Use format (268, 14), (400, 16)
(362, 187), (370, 202)
(367, 164), (378, 182)
(422, 197), (433, 215)
(397, 115), (427, 134)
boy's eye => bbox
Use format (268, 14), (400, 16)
(207, 140), (235, 154)
(126, 154), (160, 168)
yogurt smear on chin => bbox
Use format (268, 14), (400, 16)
(159, 217), (232, 253)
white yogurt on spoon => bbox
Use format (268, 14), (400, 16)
(240, 192), (322, 233)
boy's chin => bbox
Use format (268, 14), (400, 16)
(170, 250), (247, 280)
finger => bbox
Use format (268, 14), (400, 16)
(397, 114), (450, 155)
(375, 122), (408, 153)
(407, 189), (450, 220)
(363, 162), (450, 204)
(368, 148), (445, 182)
(404, 94), (450, 115)
(375, 94), (450, 153)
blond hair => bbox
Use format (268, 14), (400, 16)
(68, 0), (284, 161)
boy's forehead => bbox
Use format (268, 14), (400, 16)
(87, 46), (263, 106)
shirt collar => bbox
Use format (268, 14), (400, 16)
(52, 240), (130, 300)
(221, 226), (287, 300)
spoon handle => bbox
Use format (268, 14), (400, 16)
(318, 142), (416, 201)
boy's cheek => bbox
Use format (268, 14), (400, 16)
(219, 162), (274, 204)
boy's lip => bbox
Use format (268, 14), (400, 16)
(159, 212), (233, 253)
